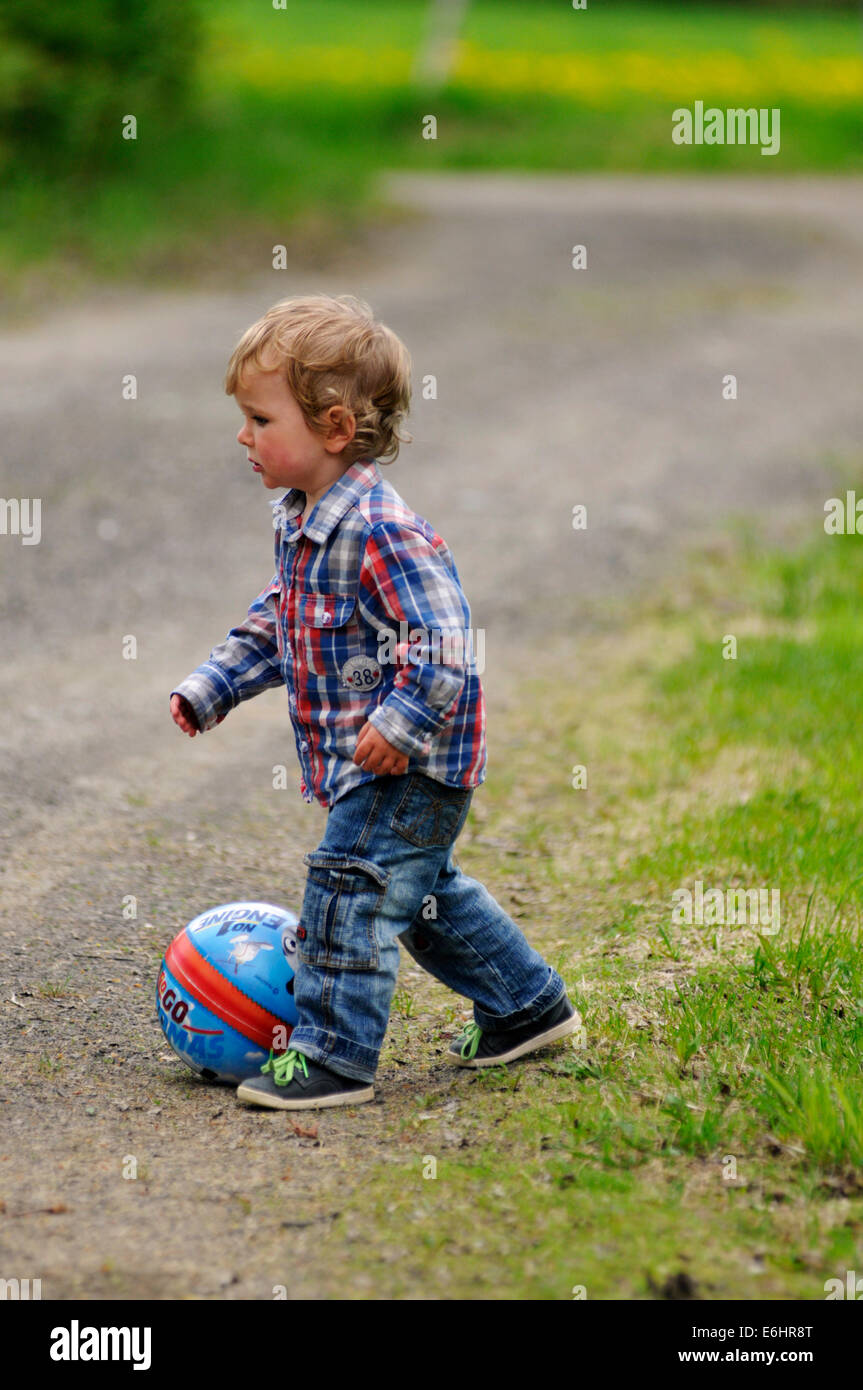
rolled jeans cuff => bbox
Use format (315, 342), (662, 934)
(472, 966), (566, 1034)
(287, 1026), (378, 1084)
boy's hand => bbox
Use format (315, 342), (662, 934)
(353, 721), (409, 776)
(171, 693), (225, 737)
(171, 693), (200, 736)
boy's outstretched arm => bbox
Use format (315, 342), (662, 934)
(356, 521), (471, 759)
(170, 573), (283, 734)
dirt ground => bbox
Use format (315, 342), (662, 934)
(2, 173), (863, 1298)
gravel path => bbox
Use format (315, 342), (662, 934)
(1, 173), (862, 1298)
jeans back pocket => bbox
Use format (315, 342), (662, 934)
(390, 773), (472, 849)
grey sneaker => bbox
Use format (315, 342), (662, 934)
(447, 994), (579, 1068)
(236, 1049), (375, 1110)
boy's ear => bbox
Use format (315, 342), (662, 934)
(324, 404), (357, 451)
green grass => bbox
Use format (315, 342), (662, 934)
(208, 0), (858, 59)
(314, 481), (863, 1299)
(36, 975), (74, 999)
(2, 2), (862, 307)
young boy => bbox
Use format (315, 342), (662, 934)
(170, 293), (577, 1110)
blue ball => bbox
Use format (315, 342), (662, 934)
(156, 901), (300, 1085)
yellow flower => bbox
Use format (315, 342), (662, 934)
(201, 37), (863, 105)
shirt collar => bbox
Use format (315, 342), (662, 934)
(270, 458), (381, 544)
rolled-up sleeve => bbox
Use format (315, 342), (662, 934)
(170, 573), (283, 732)
(357, 522), (470, 757)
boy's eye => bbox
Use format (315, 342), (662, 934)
(252, 415), (268, 426)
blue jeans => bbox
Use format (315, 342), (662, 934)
(288, 771), (566, 1082)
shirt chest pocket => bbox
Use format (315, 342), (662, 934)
(299, 592), (357, 629)
(295, 590), (363, 678)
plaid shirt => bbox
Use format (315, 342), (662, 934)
(171, 459), (487, 807)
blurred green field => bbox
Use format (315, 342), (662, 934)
(1, 1), (862, 305)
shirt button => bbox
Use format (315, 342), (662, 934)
(322, 613), (331, 624)
(300, 740), (309, 751)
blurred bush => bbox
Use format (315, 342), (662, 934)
(0, 0), (201, 175)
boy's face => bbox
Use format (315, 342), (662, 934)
(234, 366), (355, 506)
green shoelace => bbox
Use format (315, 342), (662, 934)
(459, 1021), (483, 1060)
(261, 1048), (309, 1087)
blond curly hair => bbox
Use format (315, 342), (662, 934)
(224, 293), (413, 466)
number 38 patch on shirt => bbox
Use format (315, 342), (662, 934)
(340, 654), (382, 691)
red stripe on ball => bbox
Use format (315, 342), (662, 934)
(167, 930), (291, 1052)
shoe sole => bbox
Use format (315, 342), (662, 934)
(236, 1082), (375, 1110)
(447, 1011), (581, 1068)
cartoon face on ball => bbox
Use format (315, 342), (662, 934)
(281, 925), (298, 994)
(281, 927), (298, 961)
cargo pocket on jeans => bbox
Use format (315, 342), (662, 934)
(390, 773), (472, 849)
(299, 850), (390, 970)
